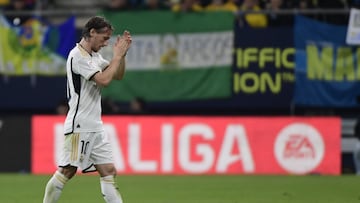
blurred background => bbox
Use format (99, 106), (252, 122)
(0, 0), (359, 175)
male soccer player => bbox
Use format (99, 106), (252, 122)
(43, 16), (132, 203)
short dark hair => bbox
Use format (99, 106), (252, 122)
(82, 16), (114, 38)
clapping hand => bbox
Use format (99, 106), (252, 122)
(114, 30), (132, 58)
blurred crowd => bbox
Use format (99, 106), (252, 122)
(0, 0), (356, 26)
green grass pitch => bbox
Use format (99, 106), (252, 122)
(0, 173), (359, 203)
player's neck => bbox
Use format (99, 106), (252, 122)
(79, 39), (92, 55)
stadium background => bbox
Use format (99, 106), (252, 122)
(0, 0), (359, 201)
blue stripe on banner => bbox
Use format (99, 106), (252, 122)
(294, 15), (360, 107)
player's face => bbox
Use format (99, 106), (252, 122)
(91, 29), (112, 52)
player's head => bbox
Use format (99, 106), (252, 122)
(82, 16), (114, 52)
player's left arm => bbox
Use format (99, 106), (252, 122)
(113, 56), (126, 80)
(113, 30), (132, 80)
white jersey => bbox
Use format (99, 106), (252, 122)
(64, 44), (109, 134)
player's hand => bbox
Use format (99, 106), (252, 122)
(122, 30), (132, 46)
(113, 30), (132, 58)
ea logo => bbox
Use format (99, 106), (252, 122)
(274, 123), (324, 174)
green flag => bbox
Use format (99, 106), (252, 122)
(100, 11), (234, 102)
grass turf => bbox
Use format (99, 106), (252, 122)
(0, 174), (359, 203)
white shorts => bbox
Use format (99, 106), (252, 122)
(58, 131), (114, 173)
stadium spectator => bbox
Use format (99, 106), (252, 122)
(238, 0), (268, 27)
(36, 0), (53, 10)
(139, 0), (169, 10)
(317, 0), (346, 9)
(4, 0), (34, 26)
(0, 0), (10, 8)
(205, 0), (238, 12)
(293, 0), (319, 21)
(266, 0), (293, 26)
(204, 0), (223, 11)
(55, 99), (69, 115)
(104, 0), (131, 11)
(171, 0), (203, 12)
(128, 97), (147, 114)
(23, 0), (34, 6)
(317, 0), (348, 24)
(295, 0), (315, 10)
(102, 97), (121, 114)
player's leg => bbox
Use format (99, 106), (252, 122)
(91, 131), (123, 203)
(43, 133), (81, 203)
(43, 166), (77, 203)
(96, 163), (123, 203)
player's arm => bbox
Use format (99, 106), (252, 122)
(113, 31), (131, 80)
(92, 55), (123, 87)
(93, 31), (131, 87)
(112, 56), (125, 80)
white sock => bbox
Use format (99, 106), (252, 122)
(43, 171), (69, 203)
(100, 175), (123, 203)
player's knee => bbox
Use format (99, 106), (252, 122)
(96, 164), (117, 177)
(59, 166), (77, 179)
(105, 165), (117, 176)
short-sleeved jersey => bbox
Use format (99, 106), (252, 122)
(64, 44), (109, 135)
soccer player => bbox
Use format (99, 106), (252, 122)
(42, 16), (132, 203)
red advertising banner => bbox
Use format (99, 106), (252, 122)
(32, 116), (341, 175)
